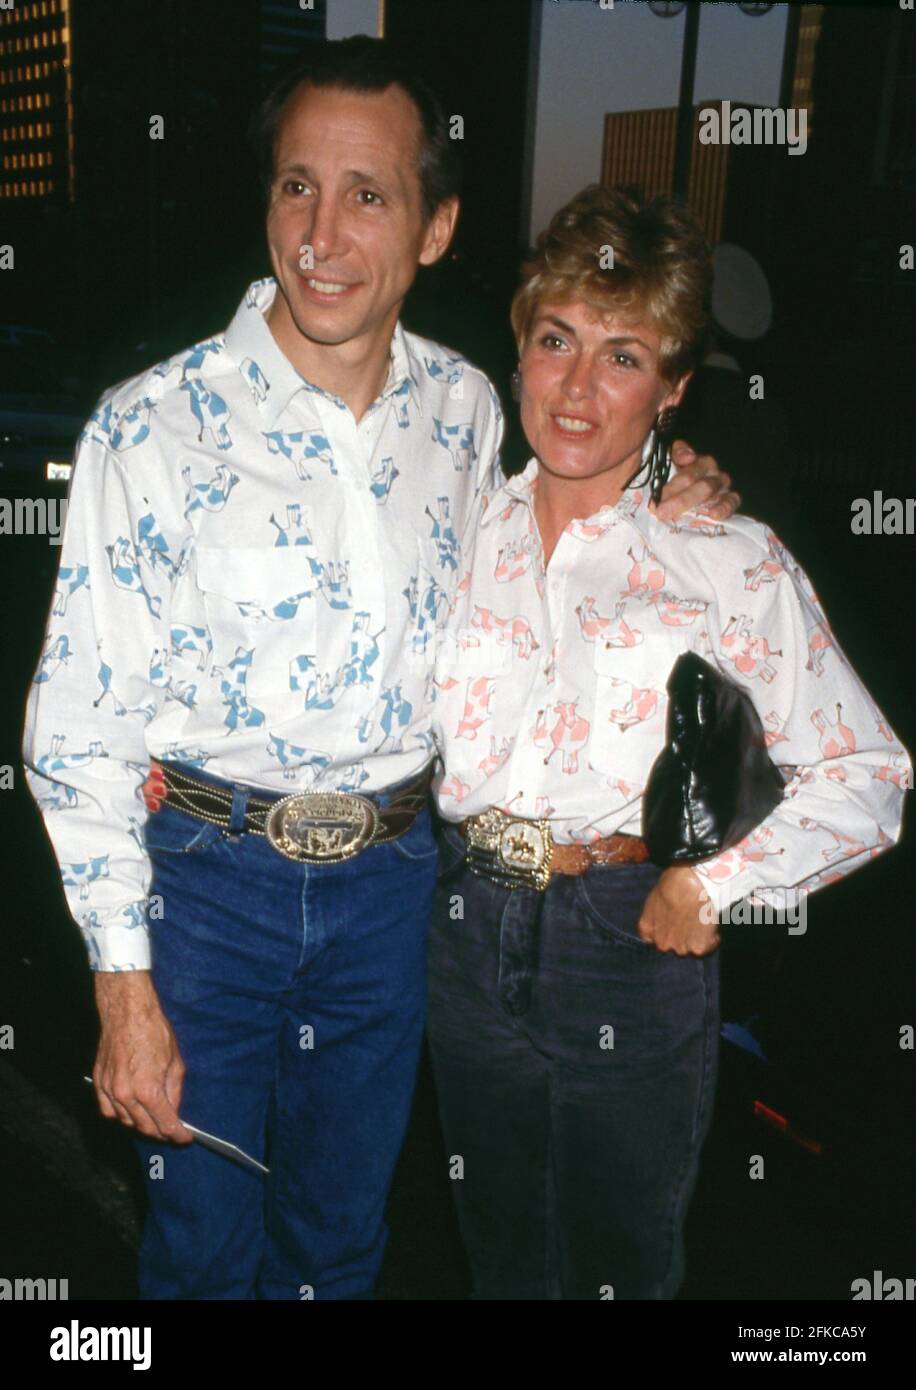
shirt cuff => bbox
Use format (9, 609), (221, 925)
(84, 922), (152, 973)
(691, 862), (753, 917)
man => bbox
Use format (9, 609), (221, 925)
(24, 38), (737, 1300)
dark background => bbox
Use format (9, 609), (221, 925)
(0, 0), (913, 1302)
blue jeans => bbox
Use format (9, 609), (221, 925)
(133, 763), (439, 1300)
(426, 822), (720, 1300)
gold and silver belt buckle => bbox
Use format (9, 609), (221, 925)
(465, 807), (553, 891)
(265, 791), (379, 864)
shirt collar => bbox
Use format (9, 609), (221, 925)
(223, 277), (423, 429)
(389, 320), (424, 419)
(478, 448), (656, 530)
(479, 457), (539, 528)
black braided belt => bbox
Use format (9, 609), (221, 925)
(153, 759), (434, 864)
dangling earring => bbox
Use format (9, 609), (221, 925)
(510, 365), (522, 402)
(625, 405), (678, 506)
(648, 405), (678, 506)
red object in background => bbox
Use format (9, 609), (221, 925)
(753, 1099), (824, 1156)
(142, 764), (167, 813)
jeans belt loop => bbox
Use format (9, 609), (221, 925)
(228, 784), (249, 836)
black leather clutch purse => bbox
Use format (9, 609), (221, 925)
(642, 652), (785, 866)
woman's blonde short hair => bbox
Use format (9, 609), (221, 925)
(511, 184), (712, 384)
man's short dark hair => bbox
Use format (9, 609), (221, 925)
(250, 36), (462, 223)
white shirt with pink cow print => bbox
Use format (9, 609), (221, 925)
(430, 456), (910, 915)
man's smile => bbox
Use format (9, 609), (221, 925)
(297, 274), (362, 304)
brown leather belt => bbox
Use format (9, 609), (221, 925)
(458, 807), (650, 892)
(150, 759), (433, 865)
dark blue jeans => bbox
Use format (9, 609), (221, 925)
(133, 765), (439, 1300)
(426, 822), (720, 1300)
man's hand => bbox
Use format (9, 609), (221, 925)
(638, 865), (721, 957)
(652, 440), (741, 523)
(92, 971), (194, 1144)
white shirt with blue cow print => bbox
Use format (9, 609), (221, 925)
(24, 277), (504, 972)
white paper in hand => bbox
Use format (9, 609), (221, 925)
(82, 1076), (269, 1175)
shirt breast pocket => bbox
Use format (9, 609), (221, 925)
(195, 547), (318, 709)
(589, 635), (670, 785)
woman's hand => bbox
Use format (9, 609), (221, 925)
(637, 864), (721, 956)
(653, 441), (741, 523)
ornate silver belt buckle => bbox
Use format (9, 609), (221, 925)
(466, 808), (553, 891)
(265, 791), (378, 864)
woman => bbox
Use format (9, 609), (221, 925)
(426, 186), (909, 1300)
